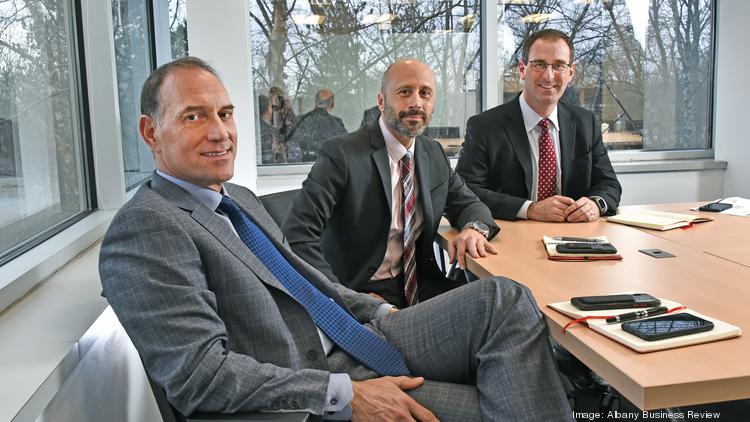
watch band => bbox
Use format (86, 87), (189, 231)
(462, 221), (490, 238)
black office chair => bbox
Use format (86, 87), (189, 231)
(144, 364), (314, 422)
(259, 189), (301, 227)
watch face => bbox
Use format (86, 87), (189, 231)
(594, 197), (606, 212)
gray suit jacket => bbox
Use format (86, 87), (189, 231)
(282, 121), (499, 299)
(99, 173), (384, 416)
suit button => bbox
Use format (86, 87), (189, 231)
(330, 397), (338, 406)
(306, 350), (319, 361)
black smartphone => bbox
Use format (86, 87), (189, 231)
(571, 293), (661, 310)
(622, 313), (714, 341)
(556, 243), (617, 254)
(698, 203), (732, 212)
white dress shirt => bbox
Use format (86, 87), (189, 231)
(371, 116), (424, 281)
(516, 94), (563, 219)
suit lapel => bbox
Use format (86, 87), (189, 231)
(414, 138), (433, 238)
(506, 97), (534, 195)
(150, 173), (289, 294)
(368, 123), (393, 209)
(557, 104), (576, 194)
(191, 204), (290, 294)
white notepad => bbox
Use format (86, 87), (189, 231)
(548, 297), (741, 353)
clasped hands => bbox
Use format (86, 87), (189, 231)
(528, 195), (600, 223)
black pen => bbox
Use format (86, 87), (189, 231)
(606, 306), (668, 324)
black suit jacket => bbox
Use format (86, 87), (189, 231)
(287, 107), (347, 162)
(283, 121), (499, 302)
(456, 95), (622, 220)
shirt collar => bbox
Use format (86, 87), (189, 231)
(378, 114), (416, 162)
(156, 170), (226, 211)
(519, 93), (559, 134)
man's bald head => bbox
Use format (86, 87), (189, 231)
(377, 58), (437, 144)
(314, 88), (334, 110)
(380, 58), (436, 95)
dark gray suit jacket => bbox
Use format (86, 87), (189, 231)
(456, 96), (622, 221)
(282, 122), (499, 301)
(99, 173), (383, 416)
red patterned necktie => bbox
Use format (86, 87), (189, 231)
(537, 118), (557, 201)
(400, 151), (418, 306)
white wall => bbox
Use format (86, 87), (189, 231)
(617, 169), (725, 205)
(714, 0), (750, 198)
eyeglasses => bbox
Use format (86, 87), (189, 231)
(527, 60), (571, 73)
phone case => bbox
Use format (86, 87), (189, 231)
(622, 313), (715, 341)
(556, 243), (617, 254)
(571, 293), (661, 310)
(698, 203), (732, 212)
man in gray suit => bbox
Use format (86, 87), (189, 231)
(99, 57), (573, 421)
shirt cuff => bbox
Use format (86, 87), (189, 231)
(517, 200), (532, 220)
(373, 302), (395, 319)
(324, 373), (353, 419)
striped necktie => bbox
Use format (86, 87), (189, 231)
(217, 196), (410, 376)
(400, 151), (418, 306)
(537, 118), (557, 201)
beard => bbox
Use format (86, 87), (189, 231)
(383, 101), (432, 139)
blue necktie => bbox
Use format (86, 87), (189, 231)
(217, 196), (410, 376)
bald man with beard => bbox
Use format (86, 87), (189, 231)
(283, 59), (500, 308)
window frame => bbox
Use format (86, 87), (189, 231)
(0, 0), (97, 267)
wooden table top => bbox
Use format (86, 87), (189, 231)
(438, 208), (750, 410)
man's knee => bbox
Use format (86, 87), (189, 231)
(482, 276), (544, 320)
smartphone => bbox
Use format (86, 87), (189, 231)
(698, 203), (732, 212)
(556, 243), (617, 254)
(622, 313), (714, 341)
(571, 293), (661, 311)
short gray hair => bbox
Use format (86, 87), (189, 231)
(140, 56), (221, 122)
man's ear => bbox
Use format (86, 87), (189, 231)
(377, 92), (385, 112)
(568, 63), (576, 80)
(139, 114), (160, 152)
(518, 59), (527, 81)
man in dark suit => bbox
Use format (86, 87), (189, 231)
(283, 58), (500, 308)
(457, 29), (621, 222)
(287, 88), (347, 162)
(99, 57), (573, 421)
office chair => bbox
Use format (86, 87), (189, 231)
(259, 189), (301, 227)
(144, 363), (314, 422)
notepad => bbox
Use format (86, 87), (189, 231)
(607, 210), (712, 231)
(548, 297), (741, 353)
(542, 235), (622, 261)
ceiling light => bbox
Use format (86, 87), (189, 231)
(292, 14), (326, 25)
(520, 13), (553, 24)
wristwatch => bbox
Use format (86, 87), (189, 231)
(590, 196), (607, 215)
(462, 221), (490, 238)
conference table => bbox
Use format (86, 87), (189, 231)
(437, 203), (750, 410)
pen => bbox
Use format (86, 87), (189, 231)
(552, 236), (604, 243)
(606, 306), (668, 324)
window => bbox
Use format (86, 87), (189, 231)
(168, 0), (188, 58)
(113, 0), (155, 189)
(0, 0), (92, 265)
(496, 0), (714, 153)
(249, 0), (482, 165)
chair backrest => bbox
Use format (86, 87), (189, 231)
(259, 189), (301, 227)
(143, 365), (185, 422)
